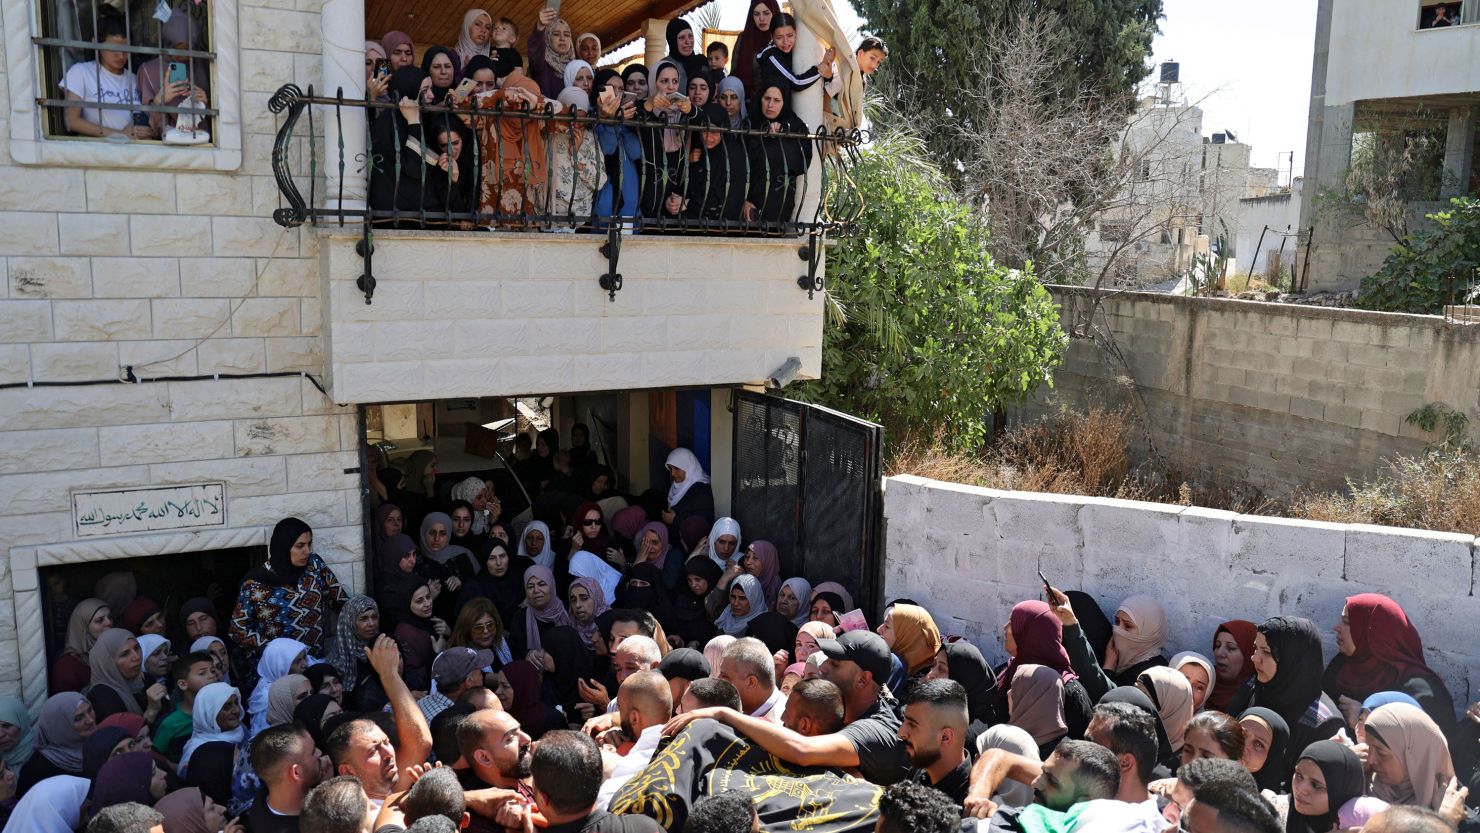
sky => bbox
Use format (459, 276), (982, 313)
(651, 0), (1318, 176)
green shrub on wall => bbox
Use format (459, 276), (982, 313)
(1358, 197), (1480, 314)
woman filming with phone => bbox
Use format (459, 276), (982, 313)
(136, 8), (210, 139)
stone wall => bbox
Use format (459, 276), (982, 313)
(0, 0), (357, 701)
(1022, 287), (1480, 494)
(883, 474), (1480, 713)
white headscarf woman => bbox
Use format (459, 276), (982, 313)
(706, 517), (742, 568)
(665, 448), (710, 508)
(714, 574), (768, 637)
(455, 9), (494, 67)
(568, 550), (622, 602)
(179, 682), (244, 775)
(563, 59), (593, 92)
(246, 637), (306, 740)
(517, 520), (556, 568)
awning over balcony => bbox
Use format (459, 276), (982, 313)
(366, 0), (716, 62)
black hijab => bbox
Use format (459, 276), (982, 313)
(179, 596), (220, 636)
(293, 693), (338, 751)
(942, 641), (998, 726)
(1286, 740), (1364, 833)
(1100, 685), (1173, 765)
(745, 612), (797, 656)
(1067, 591), (1113, 665)
(616, 563), (673, 626)
(419, 46), (461, 102)
(1252, 616), (1326, 724)
(1239, 706), (1292, 793)
(388, 66), (427, 108)
(472, 542), (532, 627)
(246, 517), (312, 586)
(664, 19), (706, 88)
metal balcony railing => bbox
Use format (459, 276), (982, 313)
(268, 84), (865, 301)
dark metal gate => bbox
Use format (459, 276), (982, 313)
(730, 390), (885, 621)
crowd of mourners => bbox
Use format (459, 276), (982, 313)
(6, 422), (1480, 833)
(360, 3), (885, 231)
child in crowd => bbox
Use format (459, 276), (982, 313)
(824, 35), (888, 98)
(688, 74), (712, 110)
(754, 13), (834, 99)
(706, 41), (729, 79)
(492, 17), (523, 74)
(153, 652), (220, 763)
(60, 12), (147, 138)
(576, 32), (602, 66)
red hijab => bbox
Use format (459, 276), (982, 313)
(1334, 593), (1435, 697)
(1206, 620), (1257, 712)
(729, 0), (783, 92)
(572, 501), (610, 555)
(996, 600), (1076, 688)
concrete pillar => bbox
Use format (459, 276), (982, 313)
(1442, 107), (1475, 198)
(618, 391), (650, 494)
(709, 387), (734, 515)
(643, 19), (667, 71)
(320, 0), (367, 209)
(792, 18), (825, 226)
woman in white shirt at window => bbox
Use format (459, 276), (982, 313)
(60, 12), (147, 138)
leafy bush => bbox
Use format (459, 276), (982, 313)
(1358, 197), (1480, 313)
(791, 129), (1067, 451)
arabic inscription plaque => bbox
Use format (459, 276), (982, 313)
(73, 483), (227, 537)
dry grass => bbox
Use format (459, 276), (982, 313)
(1290, 451), (1480, 535)
(891, 408), (1480, 534)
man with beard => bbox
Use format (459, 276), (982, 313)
(248, 724), (330, 833)
(325, 636), (434, 815)
(897, 679), (971, 805)
(597, 671), (674, 807)
(458, 709), (535, 790)
(494, 731), (663, 833)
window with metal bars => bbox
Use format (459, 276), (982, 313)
(35, 0), (216, 143)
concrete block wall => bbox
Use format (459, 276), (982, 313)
(322, 232), (824, 403)
(883, 474), (1480, 714)
(1022, 287), (1480, 494)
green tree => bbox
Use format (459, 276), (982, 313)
(855, 0), (1163, 180)
(791, 130), (1068, 451)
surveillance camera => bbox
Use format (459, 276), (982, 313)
(766, 357), (802, 390)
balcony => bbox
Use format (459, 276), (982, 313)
(269, 89), (863, 403)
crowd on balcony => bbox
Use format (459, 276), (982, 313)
(359, 5), (885, 233)
(8, 417), (1480, 833)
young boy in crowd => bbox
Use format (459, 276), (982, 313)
(706, 41), (729, 79)
(492, 17), (523, 74)
(824, 36), (888, 98)
(152, 651), (221, 762)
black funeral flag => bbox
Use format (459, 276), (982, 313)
(609, 719), (882, 833)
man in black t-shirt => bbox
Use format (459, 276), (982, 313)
(489, 731), (664, 833)
(248, 723), (329, 833)
(899, 679), (972, 806)
(663, 631), (911, 786)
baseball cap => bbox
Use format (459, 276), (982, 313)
(816, 630), (893, 684)
(431, 646), (494, 688)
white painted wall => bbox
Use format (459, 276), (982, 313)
(1326, 1), (1480, 105)
(322, 233), (824, 403)
(1233, 178), (1303, 275)
(883, 474), (1480, 714)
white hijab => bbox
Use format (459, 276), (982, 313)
(137, 634), (171, 671)
(706, 517), (742, 568)
(179, 682), (244, 774)
(713, 574), (768, 636)
(665, 448), (710, 508)
(247, 637), (306, 739)
(1, 775), (89, 833)
(569, 550), (622, 601)
(517, 520), (556, 568)
(455, 9), (493, 67)
(1170, 651), (1215, 710)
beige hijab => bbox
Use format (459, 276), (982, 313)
(1007, 664), (1067, 747)
(1365, 702), (1455, 811)
(1138, 666), (1195, 752)
(64, 598), (109, 657)
(1108, 595), (1167, 671)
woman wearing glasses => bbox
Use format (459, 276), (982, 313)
(448, 598), (513, 668)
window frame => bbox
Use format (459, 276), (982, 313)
(3, 0), (241, 169)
